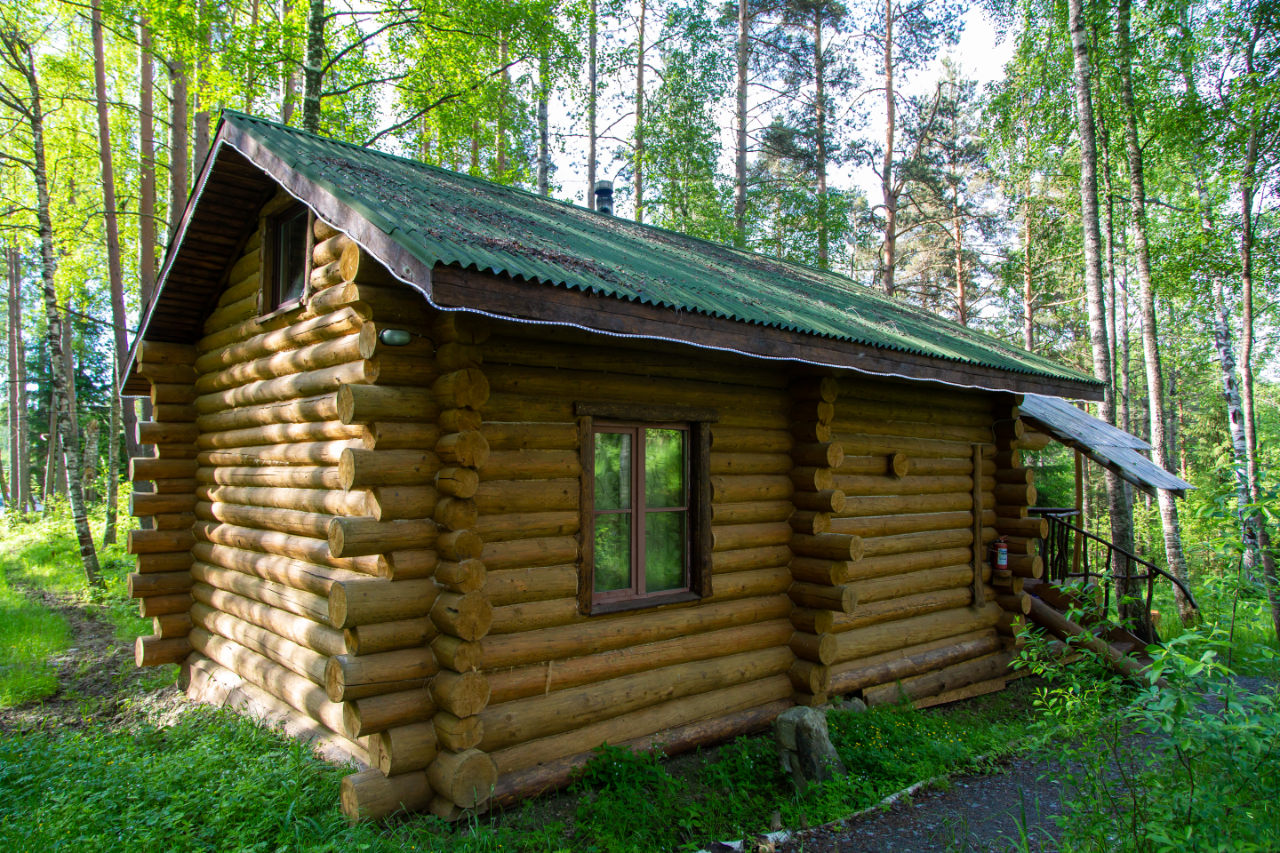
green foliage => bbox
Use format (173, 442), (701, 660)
(1023, 630), (1280, 853)
(0, 567), (66, 707)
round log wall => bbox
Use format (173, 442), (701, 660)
(126, 199), (1044, 822)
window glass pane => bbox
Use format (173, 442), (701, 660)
(644, 429), (684, 508)
(594, 514), (631, 592)
(645, 511), (686, 592)
(593, 431), (631, 510)
(277, 212), (308, 305)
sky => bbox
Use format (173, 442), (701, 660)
(546, 5), (1017, 217)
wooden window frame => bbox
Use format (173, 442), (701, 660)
(576, 402), (715, 616)
(259, 200), (312, 317)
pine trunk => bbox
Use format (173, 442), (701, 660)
(880, 0), (896, 295)
(733, 0), (748, 245)
(92, 0), (141, 467)
(6, 247), (19, 511)
(814, 14), (827, 268)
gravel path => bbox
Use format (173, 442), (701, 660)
(778, 755), (1067, 853)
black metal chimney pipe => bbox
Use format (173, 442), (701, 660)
(594, 180), (614, 216)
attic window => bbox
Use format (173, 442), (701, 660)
(269, 205), (309, 310)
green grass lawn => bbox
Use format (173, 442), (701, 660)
(1, 504), (1276, 852)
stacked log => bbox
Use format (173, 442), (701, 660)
(784, 375), (855, 705)
(990, 400), (1043, 588)
(129, 341), (200, 667)
(416, 314), (499, 820)
(819, 377), (1007, 707)
(336, 312), (498, 823)
(990, 398), (1043, 658)
(465, 324), (797, 807)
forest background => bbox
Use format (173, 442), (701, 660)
(0, 0), (1277, 635)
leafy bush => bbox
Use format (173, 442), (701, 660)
(1022, 627), (1280, 853)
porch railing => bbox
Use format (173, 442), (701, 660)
(1029, 508), (1197, 645)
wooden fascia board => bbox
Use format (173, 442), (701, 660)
(430, 267), (1106, 400)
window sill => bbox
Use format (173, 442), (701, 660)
(589, 590), (700, 616)
(258, 300), (305, 324)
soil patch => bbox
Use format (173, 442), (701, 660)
(0, 589), (186, 734)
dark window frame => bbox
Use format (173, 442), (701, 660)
(260, 201), (311, 316)
(576, 402), (715, 616)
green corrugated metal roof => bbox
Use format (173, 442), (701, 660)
(223, 111), (1098, 386)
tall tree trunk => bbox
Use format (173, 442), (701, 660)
(1023, 195), (1034, 350)
(92, 0), (140, 467)
(169, 59), (189, 221)
(1100, 120), (1117, 382)
(880, 0), (897, 295)
(4, 33), (103, 585)
(1118, 239), (1131, 435)
(14, 267), (27, 513)
(587, 0), (597, 209)
(814, 13), (828, 268)
(194, 0), (211, 156)
(282, 0), (298, 123)
(497, 39), (509, 178)
(1066, 0), (1134, 605)
(634, 0), (646, 223)
(42, 400), (57, 503)
(302, 0), (324, 133)
(6, 247), (17, 509)
(104, 386), (119, 544)
(139, 19), (157, 311)
(733, 0), (748, 245)
(244, 0), (261, 112)
(537, 51), (549, 195)
(82, 418), (99, 502)
(1116, 0), (1193, 622)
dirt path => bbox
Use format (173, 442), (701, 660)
(0, 589), (185, 734)
(777, 755), (1066, 853)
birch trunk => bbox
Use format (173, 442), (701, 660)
(1023, 197), (1033, 350)
(634, 0), (646, 223)
(536, 52), (549, 196)
(587, 0), (597, 209)
(1116, 0), (1193, 622)
(1066, 0), (1134, 601)
(302, 0), (324, 133)
(2, 31), (103, 586)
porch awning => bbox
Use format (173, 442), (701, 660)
(1020, 394), (1194, 499)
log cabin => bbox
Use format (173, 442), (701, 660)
(120, 111), (1146, 822)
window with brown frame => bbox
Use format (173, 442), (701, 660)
(576, 403), (715, 614)
(261, 202), (310, 313)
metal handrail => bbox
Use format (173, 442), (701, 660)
(1031, 508), (1198, 642)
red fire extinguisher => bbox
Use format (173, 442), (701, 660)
(993, 538), (1011, 583)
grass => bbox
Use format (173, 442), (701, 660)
(0, 691), (1034, 853)
(0, 501), (1276, 851)
(0, 501), (161, 709)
